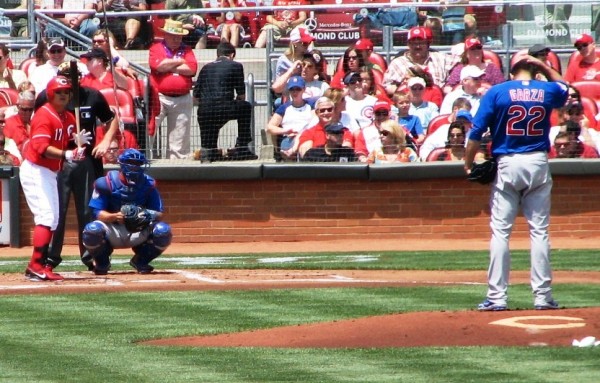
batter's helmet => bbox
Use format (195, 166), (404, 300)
(46, 76), (71, 99)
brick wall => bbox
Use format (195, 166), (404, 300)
(16, 175), (600, 247)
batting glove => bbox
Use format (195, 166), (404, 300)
(64, 147), (86, 162)
(72, 129), (92, 147)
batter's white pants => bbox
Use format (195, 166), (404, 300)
(20, 160), (60, 230)
(487, 151), (554, 307)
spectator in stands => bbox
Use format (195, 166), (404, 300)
(526, 44), (560, 80)
(419, 97), (472, 161)
(272, 26), (315, 81)
(549, 100), (598, 152)
(443, 37), (504, 94)
(17, 80), (35, 94)
(80, 48), (129, 91)
(214, 0), (246, 48)
(322, 87), (360, 134)
(254, 0), (308, 48)
(298, 96), (353, 158)
(354, 38), (383, 73)
(565, 34), (600, 82)
(407, 76), (439, 130)
(367, 119), (418, 164)
(0, 106), (21, 165)
(9, 0), (31, 38)
(166, 0), (208, 49)
(194, 42), (256, 162)
(427, 121), (467, 161)
(392, 92), (425, 145)
(272, 52), (329, 100)
(440, 65), (484, 115)
(4, 90), (35, 161)
(267, 76), (314, 161)
(383, 26), (449, 94)
(331, 46), (366, 89)
(344, 72), (377, 129)
(354, 100), (392, 163)
(91, 30), (137, 79)
(149, 19), (198, 160)
(42, 0), (99, 38)
(98, 0), (148, 49)
(550, 123), (599, 159)
(21, 39), (50, 79)
(0, 44), (26, 90)
(29, 38), (66, 95)
(0, 134), (17, 166)
(359, 66), (391, 104)
(302, 121), (356, 163)
(102, 139), (121, 164)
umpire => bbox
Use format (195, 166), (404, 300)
(35, 62), (119, 268)
(193, 41), (257, 162)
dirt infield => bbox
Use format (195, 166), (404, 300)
(1, 237), (599, 348)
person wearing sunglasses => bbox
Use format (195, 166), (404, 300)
(330, 46), (366, 89)
(443, 37), (504, 95)
(343, 71), (377, 130)
(297, 96), (354, 159)
(29, 38), (67, 95)
(90, 30), (137, 79)
(367, 120), (417, 164)
(564, 34), (600, 82)
(3, 90), (35, 162)
(548, 100), (598, 152)
(440, 65), (485, 115)
(353, 100), (392, 163)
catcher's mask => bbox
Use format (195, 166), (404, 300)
(118, 149), (148, 185)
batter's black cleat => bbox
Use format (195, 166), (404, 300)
(129, 258), (154, 274)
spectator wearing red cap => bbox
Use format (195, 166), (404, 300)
(254, 0), (309, 48)
(353, 100), (394, 162)
(355, 38), (385, 73)
(383, 26), (450, 94)
(564, 34), (600, 82)
(443, 37), (504, 95)
(392, 92), (425, 145)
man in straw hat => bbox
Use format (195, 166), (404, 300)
(149, 19), (198, 159)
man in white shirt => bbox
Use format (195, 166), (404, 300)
(440, 65), (484, 115)
(29, 38), (67, 95)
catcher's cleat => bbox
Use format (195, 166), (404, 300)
(129, 258), (154, 274)
(477, 299), (507, 311)
(535, 300), (560, 310)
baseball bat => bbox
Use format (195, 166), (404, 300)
(69, 59), (81, 135)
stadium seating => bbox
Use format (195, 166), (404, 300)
(203, 1), (262, 47)
(99, 88), (137, 127)
(509, 48), (562, 74)
(0, 88), (19, 106)
(482, 49), (503, 73)
(18, 57), (37, 78)
(425, 114), (450, 135)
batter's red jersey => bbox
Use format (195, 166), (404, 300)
(24, 104), (76, 172)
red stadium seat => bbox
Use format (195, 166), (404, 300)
(99, 88), (137, 127)
(0, 88), (19, 106)
(482, 50), (503, 73)
(426, 147), (448, 162)
(18, 57), (37, 78)
(426, 114), (450, 135)
(510, 48), (562, 74)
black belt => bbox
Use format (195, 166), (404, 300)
(161, 93), (188, 97)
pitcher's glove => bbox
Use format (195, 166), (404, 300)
(468, 159), (497, 185)
(121, 204), (154, 232)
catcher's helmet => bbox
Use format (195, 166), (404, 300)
(46, 76), (71, 99)
(118, 149), (148, 185)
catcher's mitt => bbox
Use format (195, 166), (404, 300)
(120, 204), (153, 232)
(468, 159), (497, 185)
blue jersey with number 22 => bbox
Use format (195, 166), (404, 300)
(470, 79), (569, 157)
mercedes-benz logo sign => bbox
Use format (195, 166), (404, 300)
(305, 18), (317, 31)
(359, 8), (369, 17)
(226, 11), (235, 21)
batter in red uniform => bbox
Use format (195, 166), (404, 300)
(21, 76), (91, 281)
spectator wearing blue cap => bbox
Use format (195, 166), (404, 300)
(344, 71), (378, 129)
(266, 75), (314, 161)
(419, 97), (473, 161)
(302, 122), (356, 162)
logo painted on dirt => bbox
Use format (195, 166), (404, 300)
(490, 315), (585, 330)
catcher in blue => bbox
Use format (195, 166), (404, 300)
(464, 57), (569, 311)
(82, 149), (172, 275)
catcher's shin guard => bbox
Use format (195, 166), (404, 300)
(82, 221), (113, 273)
